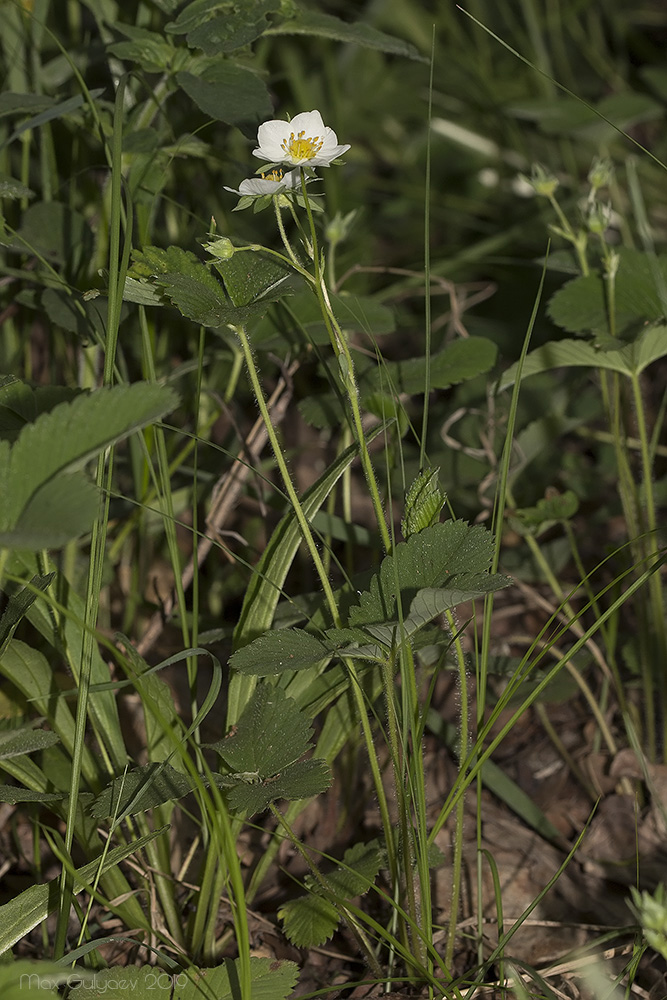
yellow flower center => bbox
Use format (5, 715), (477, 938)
(261, 169), (285, 182)
(281, 129), (323, 161)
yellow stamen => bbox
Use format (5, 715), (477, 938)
(261, 169), (284, 182)
(281, 129), (323, 161)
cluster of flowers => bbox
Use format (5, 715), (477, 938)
(225, 110), (350, 204)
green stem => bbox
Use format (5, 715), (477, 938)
(444, 610), (468, 970)
(233, 323), (339, 624)
(298, 168), (391, 554)
(630, 371), (667, 758)
(273, 197), (301, 268)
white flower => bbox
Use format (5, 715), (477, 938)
(253, 110), (350, 168)
(224, 167), (302, 197)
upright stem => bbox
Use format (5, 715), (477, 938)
(298, 168), (391, 554)
(233, 324), (340, 626)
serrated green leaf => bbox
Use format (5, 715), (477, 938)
(176, 64), (272, 125)
(229, 628), (331, 676)
(159, 270), (257, 326)
(227, 757), (331, 815)
(91, 763), (196, 819)
(209, 685), (313, 775)
(280, 840), (383, 947)
(328, 580), (507, 659)
(0, 473), (100, 550)
(547, 249), (667, 335)
(130, 243), (205, 279)
(366, 336), (497, 395)
(131, 244), (235, 324)
(512, 490), (580, 533)
(176, 0), (279, 54)
(323, 839), (383, 898)
(279, 893), (339, 947)
(212, 250), (293, 307)
(0, 383), (178, 532)
(264, 9), (426, 61)
(349, 520), (508, 628)
(499, 325), (667, 389)
(208, 686), (330, 814)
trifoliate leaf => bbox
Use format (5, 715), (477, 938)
(279, 839), (383, 947)
(207, 685), (330, 815)
(130, 245), (236, 326)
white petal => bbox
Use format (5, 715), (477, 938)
(310, 142), (351, 167)
(238, 177), (282, 195)
(254, 119), (291, 161)
(226, 169), (303, 198)
(286, 110), (325, 135)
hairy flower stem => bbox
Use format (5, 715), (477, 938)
(234, 323), (397, 886)
(233, 323), (339, 624)
(273, 197), (301, 268)
(298, 167), (391, 555)
(444, 609), (469, 969)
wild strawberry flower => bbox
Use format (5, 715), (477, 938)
(224, 167), (302, 197)
(253, 110), (350, 168)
